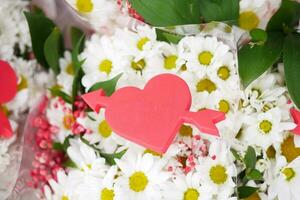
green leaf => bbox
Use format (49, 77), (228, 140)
(156, 29), (184, 44)
(128, 0), (201, 26)
(49, 87), (73, 104)
(246, 169), (263, 181)
(238, 186), (258, 199)
(100, 150), (127, 165)
(238, 32), (284, 87)
(88, 73), (123, 96)
(71, 27), (85, 53)
(44, 27), (64, 74)
(71, 36), (86, 104)
(244, 146), (256, 169)
(199, 0), (239, 24)
(267, 0), (300, 32)
(250, 29), (267, 43)
(52, 142), (65, 151)
(231, 148), (241, 161)
(283, 33), (300, 109)
(24, 11), (55, 68)
(63, 159), (77, 168)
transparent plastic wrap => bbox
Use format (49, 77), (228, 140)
(6, 20), (242, 200)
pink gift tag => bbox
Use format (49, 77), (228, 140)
(0, 111), (13, 139)
(0, 60), (17, 139)
(82, 74), (225, 153)
(0, 60), (18, 103)
(291, 108), (300, 135)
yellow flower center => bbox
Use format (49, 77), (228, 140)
(209, 165), (228, 185)
(179, 124), (193, 137)
(282, 167), (296, 181)
(0, 105), (10, 116)
(99, 59), (113, 74)
(198, 51), (213, 66)
(164, 55), (178, 70)
(61, 195), (69, 200)
(137, 37), (150, 51)
(259, 120), (272, 134)
(129, 171), (148, 192)
(218, 100), (230, 113)
(184, 188), (199, 200)
(131, 59), (146, 71)
(196, 79), (216, 93)
(266, 145), (276, 159)
(239, 11), (260, 31)
(98, 120), (112, 138)
(217, 66), (230, 80)
(144, 149), (162, 157)
(244, 192), (261, 200)
(76, 0), (93, 13)
(281, 135), (300, 163)
(66, 63), (74, 75)
(63, 114), (75, 130)
(101, 188), (115, 200)
(17, 75), (28, 91)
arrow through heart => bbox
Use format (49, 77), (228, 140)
(82, 73), (225, 153)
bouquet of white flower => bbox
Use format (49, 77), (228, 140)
(2, 0), (300, 200)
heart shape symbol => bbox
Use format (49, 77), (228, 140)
(0, 60), (18, 139)
(82, 74), (225, 153)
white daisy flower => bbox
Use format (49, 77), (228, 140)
(269, 157), (300, 200)
(44, 170), (75, 200)
(114, 150), (170, 200)
(243, 73), (287, 113)
(242, 108), (296, 149)
(81, 34), (125, 90)
(67, 138), (108, 173)
(78, 110), (125, 153)
(46, 98), (75, 143)
(196, 140), (236, 200)
(65, 0), (124, 32)
(239, 0), (279, 30)
(163, 172), (213, 200)
(178, 36), (230, 78)
(57, 51), (75, 95)
(0, 0), (30, 60)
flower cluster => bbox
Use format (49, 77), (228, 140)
(41, 15), (299, 199)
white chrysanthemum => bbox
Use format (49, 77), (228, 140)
(81, 34), (125, 89)
(0, 0), (30, 60)
(77, 110), (125, 153)
(163, 172), (213, 200)
(114, 150), (170, 200)
(243, 73), (287, 113)
(178, 36), (230, 78)
(46, 98), (75, 143)
(57, 51), (75, 95)
(5, 57), (46, 115)
(44, 170), (75, 200)
(239, 0), (280, 30)
(269, 157), (300, 200)
(196, 140), (236, 200)
(0, 134), (16, 173)
(242, 108), (295, 149)
(65, 0), (126, 32)
(67, 138), (108, 173)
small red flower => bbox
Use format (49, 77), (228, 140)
(0, 60), (17, 139)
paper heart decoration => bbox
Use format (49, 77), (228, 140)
(0, 60), (18, 139)
(291, 108), (300, 135)
(82, 74), (225, 153)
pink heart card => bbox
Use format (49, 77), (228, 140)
(82, 74), (225, 153)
